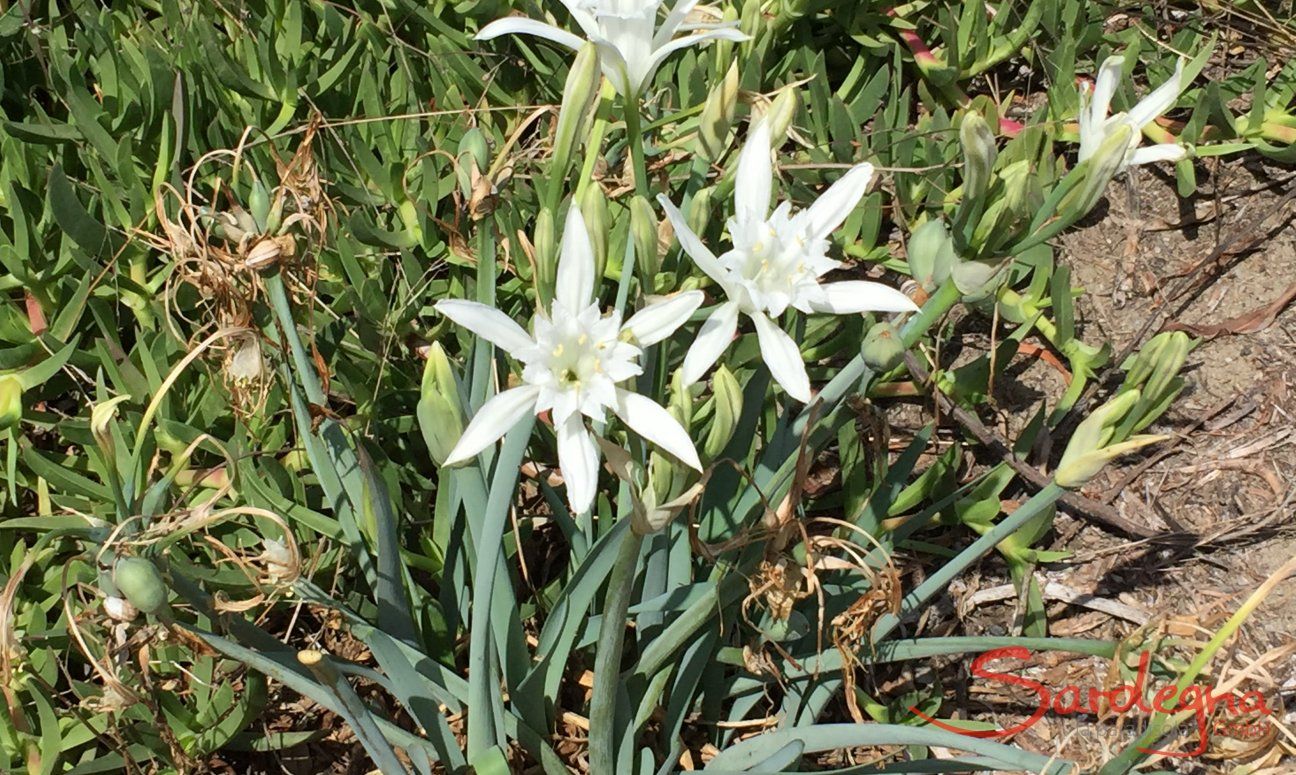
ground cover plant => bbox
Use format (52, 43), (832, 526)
(1, 0), (1294, 773)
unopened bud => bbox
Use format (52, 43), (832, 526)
(764, 88), (798, 148)
(703, 364), (743, 458)
(112, 556), (169, 617)
(1055, 390), (1162, 488)
(959, 112), (997, 202)
(906, 218), (956, 292)
(0, 376), (22, 431)
(90, 395), (132, 457)
(860, 322), (905, 372)
(553, 43), (601, 181)
(630, 195), (660, 283)
(248, 180), (271, 232)
(699, 61), (740, 161)
(579, 185), (609, 281)
(687, 188), (713, 237)
(457, 128), (490, 199)
(951, 258), (1004, 302)
(417, 342), (465, 466)
(533, 208), (558, 302)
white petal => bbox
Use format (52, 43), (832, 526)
(443, 385), (541, 466)
(681, 302), (739, 385)
(638, 28), (748, 97)
(557, 414), (600, 514)
(553, 0), (601, 39)
(612, 389), (702, 471)
(803, 163), (875, 239)
(734, 120), (773, 223)
(435, 300), (534, 356)
(1128, 58), (1185, 129)
(476, 17), (585, 50)
(1128, 143), (1186, 166)
(655, 0), (701, 45)
(808, 281), (919, 315)
(657, 194), (731, 289)
(1092, 56), (1123, 123)
(623, 290), (704, 346)
(751, 312), (810, 403)
(556, 206), (597, 313)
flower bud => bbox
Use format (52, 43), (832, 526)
(699, 61), (740, 161)
(687, 188), (713, 237)
(553, 43), (601, 181)
(1000, 159), (1040, 218)
(248, 180), (271, 232)
(1139, 331), (1191, 407)
(457, 128), (490, 199)
(906, 218), (955, 291)
(417, 342), (465, 466)
(90, 395), (132, 458)
(703, 364), (743, 458)
(763, 88), (798, 148)
(533, 208), (558, 301)
(112, 556), (169, 617)
(630, 195), (660, 284)
(959, 112), (997, 202)
(1055, 390), (1166, 488)
(579, 184), (609, 281)
(951, 258), (1004, 302)
(860, 321), (905, 372)
(0, 376), (22, 431)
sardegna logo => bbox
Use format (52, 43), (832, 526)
(908, 647), (1276, 758)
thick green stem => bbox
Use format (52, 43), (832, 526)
(624, 102), (651, 200)
(588, 527), (644, 773)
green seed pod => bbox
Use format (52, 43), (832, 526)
(906, 218), (955, 291)
(533, 208), (558, 302)
(579, 185), (609, 280)
(112, 556), (169, 616)
(951, 258), (1004, 302)
(860, 322), (905, 372)
(417, 342), (465, 466)
(0, 375), (22, 431)
(553, 43), (601, 182)
(702, 364), (742, 459)
(248, 179), (271, 233)
(457, 128), (490, 199)
(630, 195), (660, 284)
(959, 112), (997, 203)
(699, 61), (740, 161)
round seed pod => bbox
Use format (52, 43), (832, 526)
(112, 557), (168, 616)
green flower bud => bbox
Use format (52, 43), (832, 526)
(0, 376), (22, 431)
(699, 60), (740, 161)
(860, 322), (905, 372)
(1000, 159), (1040, 219)
(630, 195), (660, 283)
(1055, 390), (1166, 488)
(951, 258), (1005, 302)
(112, 556), (169, 617)
(90, 395), (132, 459)
(959, 112), (997, 202)
(553, 43), (601, 181)
(687, 188), (713, 238)
(703, 364), (743, 458)
(764, 88), (799, 149)
(579, 184), (609, 280)
(906, 218), (956, 291)
(1140, 331), (1191, 406)
(248, 180), (271, 232)
(533, 208), (557, 301)
(456, 128), (490, 199)
(417, 342), (465, 466)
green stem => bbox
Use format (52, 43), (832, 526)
(624, 101), (651, 200)
(265, 272), (326, 406)
(588, 527), (644, 773)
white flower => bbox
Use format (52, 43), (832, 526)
(658, 121), (919, 403)
(476, 0), (748, 97)
(435, 207), (704, 514)
(1079, 55), (1187, 171)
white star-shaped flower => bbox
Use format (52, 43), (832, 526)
(1079, 55), (1188, 171)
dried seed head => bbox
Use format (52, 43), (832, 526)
(226, 336), (265, 386)
(244, 237), (282, 269)
(103, 595), (138, 622)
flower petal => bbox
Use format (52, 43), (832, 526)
(1128, 58), (1185, 129)
(655, 0), (701, 45)
(803, 162), (875, 239)
(638, 28), (748, 98)
(657, 194), (732, 289)
(751, 312), (810, 403)
(556, 205), (597, 313)
(808, 281), (919, 315)
(735, 119), (773, 223)
(557, 414), (600, 514)
(1128, 143), (1186, 167)
(623, 290), (705, 346)
(435, 299), (534, 356)
(1092, 55), (1123, 123)
(613, 388), (702, 471)
(476, 17), (585, 50)
(443, 385), (540, 466)
(553, 0), (601, 39)
(681, 301), (739, 385)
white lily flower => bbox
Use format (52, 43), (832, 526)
(435, 207), (704, 514)
(658, 121), (919, 403)
(476, 0), (748, 98)
(1078, 55), (1188, 171)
